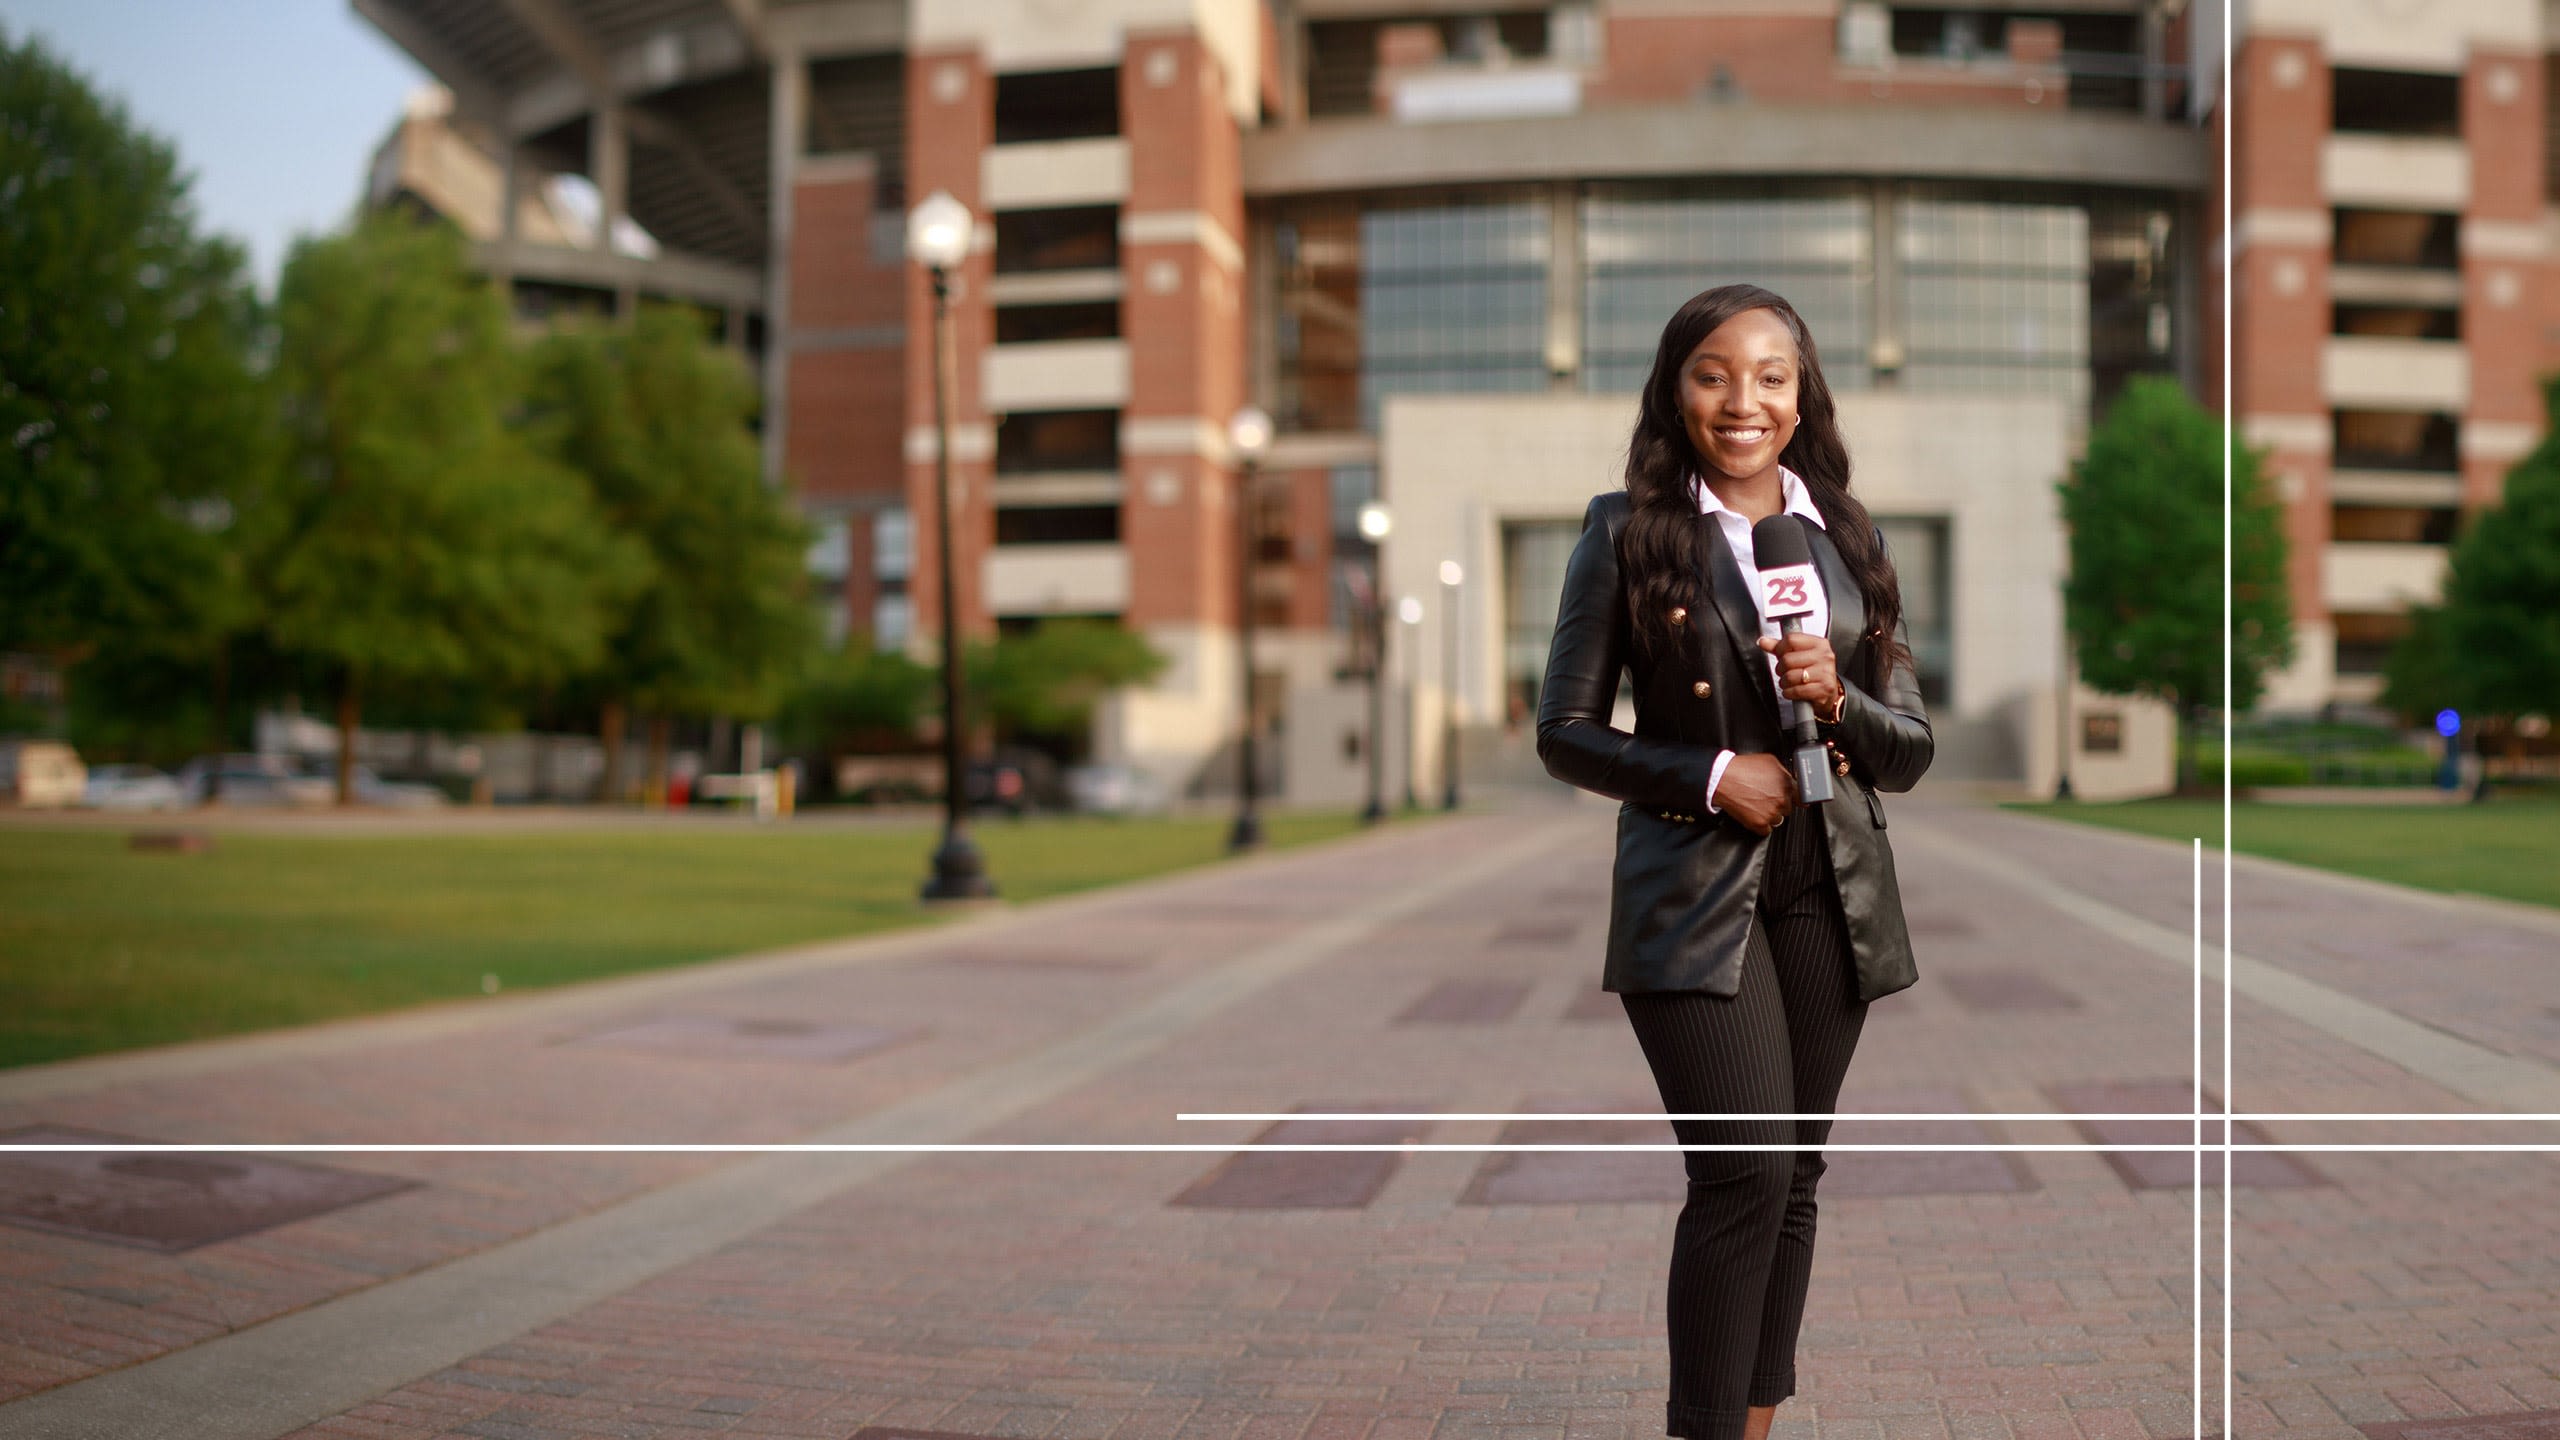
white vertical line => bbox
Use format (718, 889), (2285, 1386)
(2194, 836), (2205, 1440)
(2221, 7), (2238, 1434)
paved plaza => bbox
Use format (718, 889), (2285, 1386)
(0, 791), (2553, 1440)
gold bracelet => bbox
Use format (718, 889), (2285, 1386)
(1821, 692), (1846, 725)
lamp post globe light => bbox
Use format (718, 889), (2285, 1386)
(1437, 560), (1463, 812)
(1227, 404), (1274, 853)
(1355, 503), (1392, 824)
(1396, 595), (1424, 810)
(909, 190), (993, 902)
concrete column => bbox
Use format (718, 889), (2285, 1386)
(763, 47), (806, 489)
(591, 102), (627, 251)
(1869, 179), (1904, 383)
(1544, 183), (1580, 390)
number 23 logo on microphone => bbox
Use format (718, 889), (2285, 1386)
(1759, 563), (1818, 620)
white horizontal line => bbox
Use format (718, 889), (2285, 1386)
(1176, 1111), (2560, 1123)
(2, 1142), (2556, 1154)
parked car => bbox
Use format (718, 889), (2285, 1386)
(83, 763), (184, 811)
(965, 746), (1068, 816)
(0, 740), (86, 808)
(174, 753), (334, 808)
(1066, 763), (1170, 816)
(344, 764), (449, 809)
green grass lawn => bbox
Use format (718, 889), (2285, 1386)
(0, 810), (1371, 1069)
(2007, 794), (2560, 911)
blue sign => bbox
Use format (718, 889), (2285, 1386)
(2435, 709), (2461, 739)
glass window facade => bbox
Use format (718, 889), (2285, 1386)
(1581, 186), (1873, 396)
(1898, 192), (2089, 415)
(1501, 519), (1582, 725)
(1275, 194), (1549, 433)
(1271, 182), (2183, 432)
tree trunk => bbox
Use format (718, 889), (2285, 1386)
(206, 644), (230, 804)
(646, 713), (671, 809)
(335, 671), (361, 807)
(599, 699), (627, 804)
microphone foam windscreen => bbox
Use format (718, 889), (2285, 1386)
(1749, 513), (1813, 571)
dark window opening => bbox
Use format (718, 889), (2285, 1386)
(2331, 504), (2460, 545)
(993, 67), (1119, 143)
(995, 301), (1121, 344)
(2332, 303), (2461, 340)
(2333, 410), (2459, 472)
(2330, 67), (2462, 137)
(996, 410), (1119, 474)
(2333, 208), (2460, 268)
(994, 206), (1120, 274)
(996, 504), (1121, 544)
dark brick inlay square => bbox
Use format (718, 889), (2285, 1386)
(1939, 969), (2083, 1014)
(1822, 1085), (2037, 1197)
(854, 1430), (1011, 1440)
(0, 1125), (420, 1252)
(2046, 1079), (2327, 1190)
(1170, 1103), (1434, 1209)
(2359, 1412), (2560, 1440)
(1564, 986), (1623, 1022)
(556, 1014), (918, 1064)
(1459, 1094), (1684, 1206)
(1395, 980), (1530, 1024)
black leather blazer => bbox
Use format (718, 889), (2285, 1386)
(1534, 490), (1933, 1002)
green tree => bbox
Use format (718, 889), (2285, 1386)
(526, 305), (815, 799)
(266, 211), (641, 803)
(0, 28), (273, 750)
(770, 643), (937, 759)
(2385, 378), (2560, 739)
(965, 618), (1167, 749)
(2059, 376), (2293, 792)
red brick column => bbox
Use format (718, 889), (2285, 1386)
(2460, 47), (2546, 514)
(2232, 33), (2332, 639)
(1120, 29), (1249, 632)
(788, 155), (907, 636)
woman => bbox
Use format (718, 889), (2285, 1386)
(1534, 284), (1932, 1440)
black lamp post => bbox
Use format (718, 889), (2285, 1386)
(910, 189), (993, 902)
(1228, 404), (1273, 853)
(1439, 559), (1463, 812)
(1356, 501), (1392, 824)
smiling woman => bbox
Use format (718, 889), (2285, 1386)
(1533, 284), (1934, 1440)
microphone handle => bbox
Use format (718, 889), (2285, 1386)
(1776, 614), (1834, 805)
(1777, 615), (1819, 747)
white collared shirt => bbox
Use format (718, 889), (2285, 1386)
(1698, 465), (1829, 814)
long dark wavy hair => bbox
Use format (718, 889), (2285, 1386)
(1619, 283), (1909, 689)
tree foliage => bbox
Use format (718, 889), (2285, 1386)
(770, 643), (938, 757)
(2385, 377), (2560, 725)
(0, 27), (271, 685)
(266, 211), (643, 796)
(2059, 377), (2293, 785)
(527, 306), (814, 723)
(966, 618), (1167, 742)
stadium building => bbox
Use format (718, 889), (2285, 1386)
(359, 0), (2225, 804)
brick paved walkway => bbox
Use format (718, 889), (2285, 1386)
(0, 792), (2551, 1440)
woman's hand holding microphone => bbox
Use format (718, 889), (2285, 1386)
(1707, 633), (1846, 837)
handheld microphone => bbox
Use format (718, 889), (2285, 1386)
(1749, 513), (1834, 806)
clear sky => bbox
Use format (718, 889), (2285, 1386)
(2, 0), (429, 292)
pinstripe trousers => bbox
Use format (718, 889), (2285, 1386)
(1619, 803), (1869, 1440)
